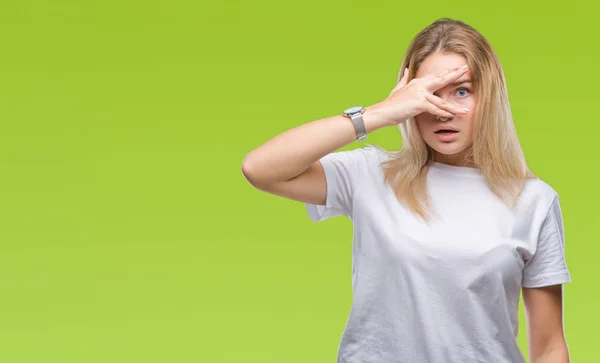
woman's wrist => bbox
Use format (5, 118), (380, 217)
(362, 103), (393, 133)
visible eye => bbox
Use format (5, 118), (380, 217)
(456, 87), (470, 97)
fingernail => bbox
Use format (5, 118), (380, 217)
(462, 108), (470, 113)
(461, 65), (468, 71)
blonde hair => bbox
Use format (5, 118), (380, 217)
(370, 18), (537, 221)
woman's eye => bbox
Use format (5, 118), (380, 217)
(456, 87), (470, 97)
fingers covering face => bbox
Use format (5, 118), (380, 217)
(427, 65), (469, 92)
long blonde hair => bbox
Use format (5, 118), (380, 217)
(370, 18), (537, 221)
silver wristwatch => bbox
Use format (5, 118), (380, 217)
(342, 106), (367, 141)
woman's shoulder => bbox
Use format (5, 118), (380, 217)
(520, 174), (559, 210)
(363, 143), (397, 163)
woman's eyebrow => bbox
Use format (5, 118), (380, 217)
(450, 79), (472, 87)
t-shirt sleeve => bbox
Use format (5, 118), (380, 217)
(305, 146), (379, 222)
(522, 195), (572, 288)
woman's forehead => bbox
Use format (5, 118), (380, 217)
(415, 52), (468, 78)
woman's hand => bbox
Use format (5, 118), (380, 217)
(370, 65), (471, 127)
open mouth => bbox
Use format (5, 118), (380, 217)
(434, 130), (458, 134)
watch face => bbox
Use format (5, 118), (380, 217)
(344, 106), (364, 115)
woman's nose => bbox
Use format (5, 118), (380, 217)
(433, 93), (454, 122)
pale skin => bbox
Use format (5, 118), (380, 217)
(241, 52), (568, 362)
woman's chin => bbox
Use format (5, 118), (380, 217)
(432, 144), (468, 156)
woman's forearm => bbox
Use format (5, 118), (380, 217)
(241, 106), (388, 186)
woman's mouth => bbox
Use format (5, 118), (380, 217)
(434, 129), (459, 142)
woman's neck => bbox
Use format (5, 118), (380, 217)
(433, 150), (475, 168)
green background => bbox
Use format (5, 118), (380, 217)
(0, 0), (596, 362)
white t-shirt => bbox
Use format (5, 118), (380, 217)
(305, 145), (571, 363)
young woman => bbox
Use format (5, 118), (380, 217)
(241, 18), (571, 363)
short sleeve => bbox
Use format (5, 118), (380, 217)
(305, 146), (380, 222)
(522, 195), (572, 288)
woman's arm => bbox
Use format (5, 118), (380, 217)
(241, 111), (385, 186)
(522, 285), (570, 363)
(240, 110), (388, 206)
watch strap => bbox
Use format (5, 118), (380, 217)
(350, 112), (367, 141)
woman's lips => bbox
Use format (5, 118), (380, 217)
(435, 130), (459, 142)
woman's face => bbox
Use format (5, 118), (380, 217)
(414, 52), (476, 167)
